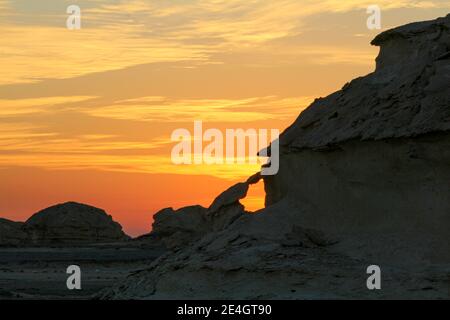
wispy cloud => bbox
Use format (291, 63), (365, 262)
(0, 96), (96, 116)
(0, 94), (309, 179)
(0, 152), (262, 180)
(1, 0), (447, 84)
(0, 24), (209, 85)
(82, 96), (314, 123)
(0, 0), (448, 181)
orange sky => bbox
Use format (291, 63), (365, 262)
(0, 0), (449, 236)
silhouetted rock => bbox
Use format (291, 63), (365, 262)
(0, 218), (27, 246)
(206, 182), (248, 232)
(23, 202), (129, 245)
(208, 183), (248, 213)
(148, 174), (266, 250)
(152, 206), (209, 250)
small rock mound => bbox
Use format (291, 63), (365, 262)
(24, 202), (129, 244)
(0, 218), (27, 246)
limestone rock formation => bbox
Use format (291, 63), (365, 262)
(23, 202), (129, 244)
(206, 182), (248, 232)
(0, 218), (27, 246)
(263, 14), (450, 266)
(101, 15), (450, 299)
(151, 206), (209, 250)
(150, 175), (262, 250)
(279, 14), (450, 150)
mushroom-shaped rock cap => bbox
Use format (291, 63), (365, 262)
(279, 14), (450, 151)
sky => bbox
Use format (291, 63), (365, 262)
(0, 0), (449, 236)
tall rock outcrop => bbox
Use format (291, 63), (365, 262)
(264, 14), (450, 265)
(101, 15), (450, 300)
(23, 202), (129, 245)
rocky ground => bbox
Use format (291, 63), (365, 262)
(0, 244), (165, 299)
(100, 200), (450, 300)
(0, 201), (166, 300)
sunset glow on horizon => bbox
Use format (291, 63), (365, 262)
(1, 0), (449, 236)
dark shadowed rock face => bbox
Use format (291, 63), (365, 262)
(0, 218), (27, 246)
(152, 206), (209, 250)
(24, 202), (129, 244)
(149, 185), (248, 250)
